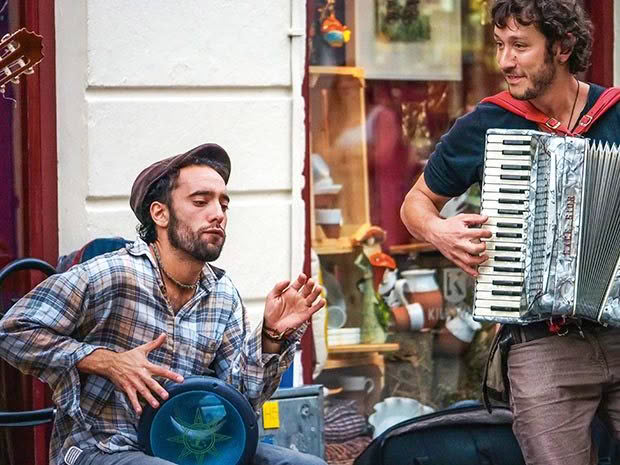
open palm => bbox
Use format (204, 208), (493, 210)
(264, 273), (325, 335)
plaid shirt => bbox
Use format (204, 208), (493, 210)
(0, 239), (301, 465)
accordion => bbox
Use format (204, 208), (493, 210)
(473, 129), (620, 326)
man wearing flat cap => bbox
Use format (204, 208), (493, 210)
(0, 144), (327, 465)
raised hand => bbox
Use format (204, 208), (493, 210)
(77, 333), (183, 415)
(263, 273), (325, 335)
(428, 213), (492, 277)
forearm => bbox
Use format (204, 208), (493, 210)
(76, 347), (117, 376)
(400, 187), (444, 244)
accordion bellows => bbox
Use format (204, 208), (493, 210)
(474, 129), (620, 326)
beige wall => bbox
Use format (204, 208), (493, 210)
(55, 0), (307, 325)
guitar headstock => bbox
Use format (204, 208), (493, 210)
(0, 28), (44, 91)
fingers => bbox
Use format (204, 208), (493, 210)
(124, 384), (144, 415)
(288, 273), (308, 292)
(150, 364), (184, 384)
(141, 332), (167, 353)
(460, 214), (489, 226)
(305, 283), (323, 304)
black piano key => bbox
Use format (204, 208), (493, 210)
(495, 246), (521, 252)
(490, 306), (520, 312)
(492, 280), (523, 286)
(502, 139), (530, 146)
(498, 198), (525, 205)
(493, 266), (522, 273)
(497, 222), (522, 229)
(501, 149), (531, 156)
(501, 164), (530, 170)
(496, 232), (522, 239)
(494, 256), (521, 263)
(498, 209), (525, 215)
(501, 174), (530, 181)
(499, 187), (527, 194)
(492, 290), (522, 297)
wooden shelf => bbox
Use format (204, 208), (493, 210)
(389, 242), (437, 255)
(309, 65), (364, 80)
(328, 343), (400, 354)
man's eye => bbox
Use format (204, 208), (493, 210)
(193, 201), (206, 207)
(221, 204), (229, 212)
(514, 43), (525, 49)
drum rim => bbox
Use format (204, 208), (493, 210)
(137, 375), (258, 465)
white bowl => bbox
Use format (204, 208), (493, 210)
(315, 208), (342, 225)
(368, 397), (434, 438)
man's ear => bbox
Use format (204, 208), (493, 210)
(150, 201), (169, 228)
(556, 33), (576, 65)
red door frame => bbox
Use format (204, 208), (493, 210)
(586, 0), (614, 87)
(20, 0), (57, 463)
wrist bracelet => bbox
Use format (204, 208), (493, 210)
(262, 324), (295, 342)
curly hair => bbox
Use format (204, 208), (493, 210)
(136, 156), (229, 243)
(491, 0), (593, 74)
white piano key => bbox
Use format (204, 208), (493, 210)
(482, 184), (529, 194)
(474, 297), (522, 308)
(474, 307), (522, 320)
(482, 191), (528, 201)
(486, 134), (532, 144)
(476, 283), (523, 293)
(484, 159), (532, 169)
(483, 175), (530, 186)
(484, 167), (531, 178)
(478, 266), (524, 276)
(476, 274), (524, 285)
(484, 217), (526, 227)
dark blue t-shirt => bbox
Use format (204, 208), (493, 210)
(424, 84), (620, 197)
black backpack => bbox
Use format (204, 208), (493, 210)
(354, 403), (619, 465)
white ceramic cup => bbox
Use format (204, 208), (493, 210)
(340, 376), (375, 394)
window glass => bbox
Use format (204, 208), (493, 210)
(308, 0), (506, 453)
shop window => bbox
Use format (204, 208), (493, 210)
(307, 0), (506, 460)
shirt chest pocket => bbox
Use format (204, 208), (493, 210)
(184, 332), (219, 376)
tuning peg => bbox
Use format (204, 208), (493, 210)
(23, 67), (34, 75)
(10, 76), (19, 84)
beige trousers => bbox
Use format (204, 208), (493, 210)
(508, 326), (620, 465)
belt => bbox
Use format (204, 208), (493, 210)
(509, 319), (607, 344)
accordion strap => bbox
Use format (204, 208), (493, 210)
(482, 87), (620, 136)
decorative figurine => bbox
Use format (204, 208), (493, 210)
(319, 0), (351, 48)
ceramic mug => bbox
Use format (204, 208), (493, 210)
(394, 278), (439, 330)
(340, 376), (375, 394)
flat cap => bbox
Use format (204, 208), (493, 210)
(130, 143), (231, 224)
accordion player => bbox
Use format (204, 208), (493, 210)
(473, 129), (620, 327)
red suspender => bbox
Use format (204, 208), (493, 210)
(481, 88), (620, 136)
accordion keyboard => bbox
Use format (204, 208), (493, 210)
(474, 133), (533, 320)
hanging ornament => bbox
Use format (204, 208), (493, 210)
(319, 0), (351, 48)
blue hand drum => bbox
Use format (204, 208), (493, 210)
(138, 376), (258, 465)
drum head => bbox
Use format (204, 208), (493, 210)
(138, 376), (258, 465)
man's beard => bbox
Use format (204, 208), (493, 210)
(508, 51), (556, 101)
(168, 208), (225, 262)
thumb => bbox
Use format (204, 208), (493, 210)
(270, 280), (291, 297)
(142, 332), (167, 353)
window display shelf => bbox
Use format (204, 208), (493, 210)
(327, 343), (400, 353)
(309, 65), (364, 83)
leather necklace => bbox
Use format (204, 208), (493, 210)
(152, 243), (200, 291)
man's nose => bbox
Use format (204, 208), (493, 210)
(497, 48), (514, 70)
(209, 203), (225, 224)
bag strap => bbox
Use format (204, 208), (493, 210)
(481, 91), (571, 135)
(482, 87), (620, 136)
(573, 87), (620, 135)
